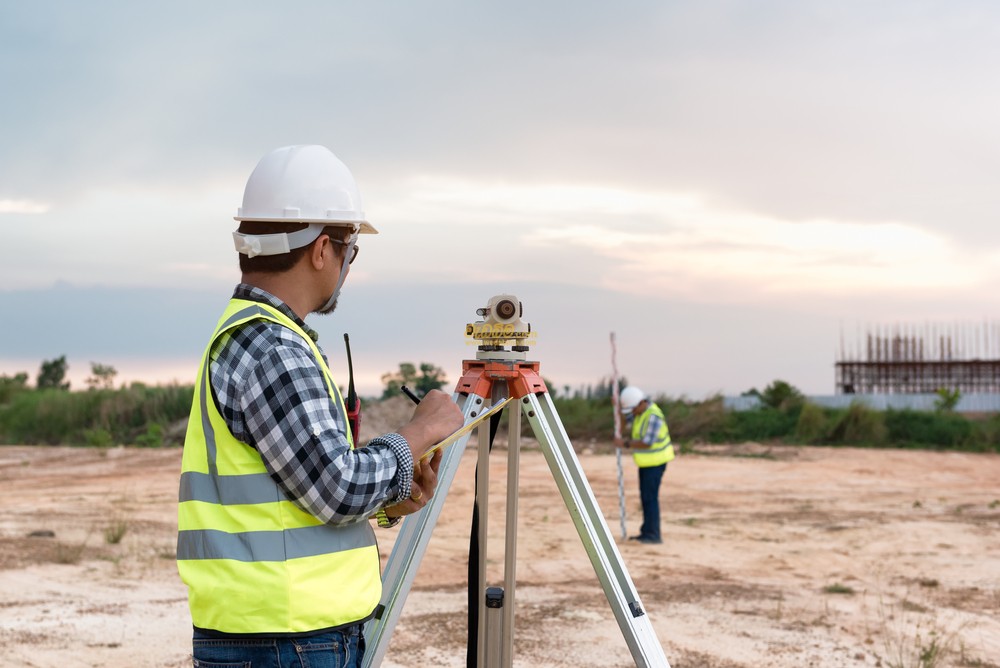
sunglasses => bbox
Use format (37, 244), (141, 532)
(329, 237), (360, 264)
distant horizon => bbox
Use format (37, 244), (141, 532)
(10, 342), (1000, 402)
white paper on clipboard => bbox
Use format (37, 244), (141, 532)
(420, 397), (514, 461)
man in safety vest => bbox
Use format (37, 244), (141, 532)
(176, 145), (463, 666)
(614, 386), (674, 544)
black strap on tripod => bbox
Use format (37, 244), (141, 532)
(467, 406), (505, 667)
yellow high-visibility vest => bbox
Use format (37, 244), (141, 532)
(177, 299), (381, 634)
(630, 403), (675, 468)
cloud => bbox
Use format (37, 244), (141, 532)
(0, 199), (50, 214)
(2, 184), (239, 290)
(3, 2), (999, 254)
(536, 214), (983, 297)
(367, 177), (997, 302)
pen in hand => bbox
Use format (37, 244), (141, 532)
(401, 385), (421, 405)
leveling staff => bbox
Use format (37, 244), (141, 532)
(614, 386), (674, 544)
(176, 145), (463, 667)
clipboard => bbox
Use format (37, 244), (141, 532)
(420, 397), (514, 461)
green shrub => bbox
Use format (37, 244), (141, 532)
(551, 395), (616, 441)
(0, 384), (192, 446)
(135, 422), (164, 448)
(977, 414), (1000, 451)
(933, 388), (961, 412)
(0, 372), (29, 404)
(795, 402), (827, 444)
(884, 409), (975, 449)
(83, 427), (114, 447)
(712, 407), (800, 443)
(660, 395), (726, 443)
(760, 380), (805, 411)
(828, 403), (887, 446)
(0, 389), (103, 444)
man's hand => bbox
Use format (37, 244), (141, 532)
(614, 437), (630, 449)
(385, 448), (442, 518)
(396, 389), (464, 461)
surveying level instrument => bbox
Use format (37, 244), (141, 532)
(362, 295), (670, 668)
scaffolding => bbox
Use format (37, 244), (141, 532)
(836, 322), (1000, 394)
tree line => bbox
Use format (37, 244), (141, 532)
(1, 355), (118, 402)
(2, 358), (998, 452)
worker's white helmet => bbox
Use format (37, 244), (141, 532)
(233, 145), (377, 257)
(619, 386), (646, 412)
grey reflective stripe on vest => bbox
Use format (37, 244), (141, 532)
(645, 430), (671, 452)
(177, 522), (376, 562)
(637, 410), (670, 452)
(221, 305), (272, 330)
(180, 471), (281, 505)
(200, 366), (219, 476)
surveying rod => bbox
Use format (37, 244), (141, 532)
(610, 332), (627, 540)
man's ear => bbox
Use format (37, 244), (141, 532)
(309, 235), (329, 270)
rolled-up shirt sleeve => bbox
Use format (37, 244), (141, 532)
(640, 413), (665, 446)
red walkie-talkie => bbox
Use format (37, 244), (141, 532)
(343, 333), (361, 443)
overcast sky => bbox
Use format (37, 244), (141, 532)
(2, 1), (998, 398)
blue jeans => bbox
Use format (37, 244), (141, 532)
(192, 626), (364, 668)
(638, 463), (666, 541)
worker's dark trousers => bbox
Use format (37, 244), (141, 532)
(638, 463), (666, 542)
(193, 624), (364, 667)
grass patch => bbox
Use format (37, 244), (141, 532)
(823, 583), (855, 595)
(104, 518), (129, 545)
(875, 589), (970, 668)
(52, 531), (93, 564)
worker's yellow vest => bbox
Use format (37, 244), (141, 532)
(631, 403), (675, 468)
(177, 299), (381, 635)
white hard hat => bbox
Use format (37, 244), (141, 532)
(619, 386), (646, 412)
(233, 145), (377, 257)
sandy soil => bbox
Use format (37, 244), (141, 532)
(0, 434), (998, 667)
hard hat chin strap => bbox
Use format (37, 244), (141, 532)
(317, 230), (359, 314)
(233, 223), (329, 258)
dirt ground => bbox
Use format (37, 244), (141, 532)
(1, 433), (998, 667)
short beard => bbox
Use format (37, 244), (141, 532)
(315, 299), (338, 315)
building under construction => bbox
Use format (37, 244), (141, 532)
(836, 322), (1000, 394)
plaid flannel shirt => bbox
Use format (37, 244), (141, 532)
(208, 284), (413, 525)
(625, 407), (665, 446)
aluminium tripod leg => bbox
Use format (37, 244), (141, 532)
(361, 392), (489, 668)
(480, 397), (522, 668)
(520, 391), (671, 668)
(500, 404), (520, 668)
